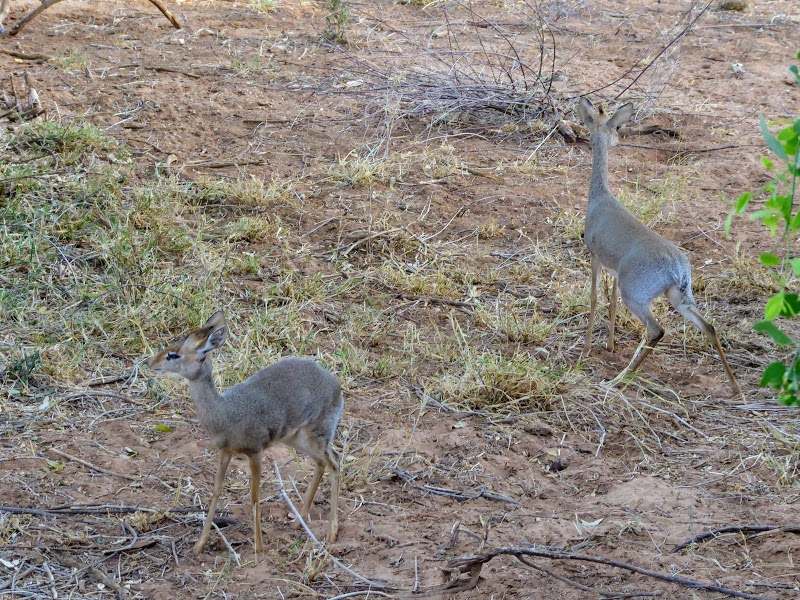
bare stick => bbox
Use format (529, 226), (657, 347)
(145, 0), (182, 29)
(327, 592), (391, 600)
(447, 546), (768, 600)
(4, 0), (181, 37)
(211, 521), (241, 567)
(272, 461), (388, 590)
(673, 525), (800, 552)
(0, 561), (39, 591)
(0, 49), (52, 60)
(4, 0), (65, 37)
(516, 556), (652, 598)
(42, 560), (57, 600)
(50, 448), (137, 482)
(50, 552), (129, 600)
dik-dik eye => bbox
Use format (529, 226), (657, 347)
(166, 352), (181, 361)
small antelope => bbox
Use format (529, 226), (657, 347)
(148, 311), (343, 555)
(577, 97), (741, 396)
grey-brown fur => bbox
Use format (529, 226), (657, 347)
(577, 96), (741, 396)
(148, 311), (343, 555)
(0, 0), (9, 33)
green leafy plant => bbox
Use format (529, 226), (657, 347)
(727, 51), (800, 406)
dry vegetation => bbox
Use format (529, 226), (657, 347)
(1, 0), (799, 599)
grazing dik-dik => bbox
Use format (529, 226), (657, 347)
(577, 97), (741, 396)
(148, 311), (343, 555)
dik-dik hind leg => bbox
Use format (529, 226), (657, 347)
(324, 446), (341, 542)
(195, 450), (232, 555)
(582, 256), (603, 359)
(300, 447), (340, 542)
(607, 277), (618, 352)
(668, 290), (742, 397)
(617, 299), (664, 380)
(289, 431), (340, 542)
(247, 452), (265, 553)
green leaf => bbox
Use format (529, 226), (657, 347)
(759, 252), (781, 267)
(791, 210), (800, 233)
(763, 214), (780, 235)
(761, 115), (788, 161)
(778, 391), (799, 407)
(45, 460), (65, 474)
(155, 424), (174, 433)
(777, 126), (798, 143)
(754, 319), (794, 345)
(735, 191), (752, 213)
(748, 209), (774, 221)
(764, 294), (786, 319)
(790, 258), (800, 276)
(781, 293), (800, 317)
(760, 361), (787, 389)
(724, 211), (734, 238)
(760, 156), (774, 170)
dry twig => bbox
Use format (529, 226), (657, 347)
(1, 0), (182, 37)
(673, 525), (800, 552)
(446, 545), (769, 600)
(49, 448), (138, 482)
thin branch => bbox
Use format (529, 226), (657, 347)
(516, 555), (657, 598)
(49, 552), (129, 600)
(272, 461), (388, 590)
(145, 0), (182, 29)
(49, 448), (138, 482)
(0, 49), (52, 60)
(2, 0), (181, 38)
(446, 546), (770, 600)
(673, 525), (800, 552)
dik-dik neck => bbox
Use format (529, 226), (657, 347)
(588, 133), (613, 202)
(187, 360), (223, 416)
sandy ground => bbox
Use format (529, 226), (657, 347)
(1, 1), (800, 598)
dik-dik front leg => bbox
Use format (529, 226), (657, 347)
(194, 450), (232, 555)
(581, 255), (603, 359)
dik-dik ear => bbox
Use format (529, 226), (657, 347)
(199, 311), (227, 354)
(577, 96), (597, 127)
(607, 102), (634, 130)
(204, 311), (226, 329)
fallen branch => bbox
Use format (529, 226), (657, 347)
(272, 461), (476, 597)
(49, 551), (128, 600)
(2, 0), (182, 38)
(446, 545), (770, 600)
(144, 0), (181, 29)
(392, 466), (518, 504)
(338, 227), (405, 257)
(272, 461), (390, 590)
(50, 448), (138, 481)
(0, 49), (52, 60)
(397, 293), (476, 311)
(673, 525), (800, 552)
(516, 555), (654, 598)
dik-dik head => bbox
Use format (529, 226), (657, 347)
(577, 97), (634, 149)
(148, 311), (228, 380)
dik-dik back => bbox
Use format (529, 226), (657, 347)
(215, 357), (343, 454)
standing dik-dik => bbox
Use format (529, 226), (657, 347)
(577, 97), (741, 396)
(148, 311), (343, 555)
